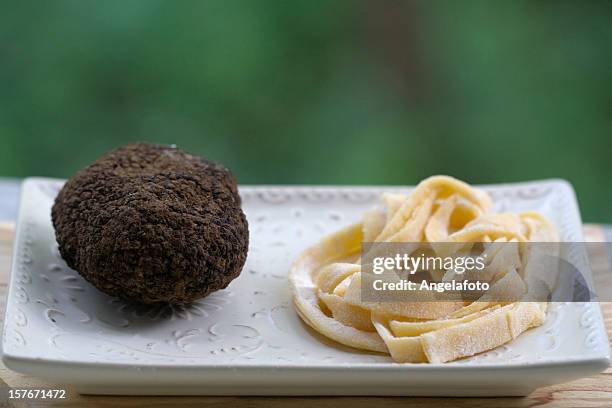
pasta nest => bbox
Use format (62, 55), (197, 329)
(289, 176), (559, 363)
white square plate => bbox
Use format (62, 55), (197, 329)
(2, 178), (609, 396)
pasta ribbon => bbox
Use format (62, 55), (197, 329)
(289, 176), (558, 363)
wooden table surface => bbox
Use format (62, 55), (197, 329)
(0, 223), (610, 408)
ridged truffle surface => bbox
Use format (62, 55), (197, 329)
(52, 143), (249, 304)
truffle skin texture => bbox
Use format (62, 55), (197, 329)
(52, 143), (249, 304)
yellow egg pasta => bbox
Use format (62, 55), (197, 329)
(289, 175), (558, 363)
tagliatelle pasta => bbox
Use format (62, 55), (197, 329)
(289, 175), (558, 363)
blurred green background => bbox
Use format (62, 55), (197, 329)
(0, 1), (610, 221)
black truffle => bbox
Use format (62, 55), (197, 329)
(52, 143), (249, 304)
